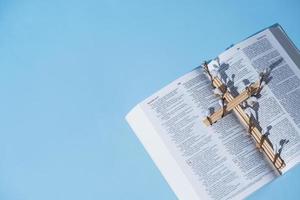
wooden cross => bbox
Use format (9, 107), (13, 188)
(202, 62), (285, 174)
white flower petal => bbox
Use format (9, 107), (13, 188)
(205, 110), (211, 117)
(245, 108), (251, 116)
(213, 88), (222, 96)
(247, 96), (257, 106)
(263, 68), (267, 74)
(242, 101), (247, 107)
(244, 82), (250, 87)
(261, 128), (265, 135)
(263, 67), (270, 75)
(274, 144), (278, 154)
(250, 96), (258, 102)
(218, 99), (224, 107)
(212, 64), (219, 69)
(224, 77), (228, 84)
(211, 69), (218, 77)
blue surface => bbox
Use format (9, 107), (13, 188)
(0, 0), (299, 199)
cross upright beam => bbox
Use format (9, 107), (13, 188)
(202, 62), (285, 174)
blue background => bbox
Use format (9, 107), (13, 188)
(0, 0), (299, 199)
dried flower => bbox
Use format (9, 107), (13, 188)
(263, 67), (270, 75)
(210, 69), (218, 77)
(242, 101), (247, 107)
(247, 96), (257, 106)
(213, 88), (223, 96)
(274, 144), (278, 154)
(245, 108), (252, 116)
(205, 110), (211, 117)
(224, 77), (229, 84)
(243, 82), (250, 87)
(218, 99), (224, 107)
(212, 64), (219, 70)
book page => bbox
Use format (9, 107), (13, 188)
(126, 24), (300, 200)
(208, 25), (300, 173)
(128, 67), (276, 200)
(126, 105), (200, 200)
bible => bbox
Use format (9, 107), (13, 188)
(126, 24), (300, 200)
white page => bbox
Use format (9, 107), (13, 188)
(126, 105), (201, 200)
(208, 25), (300, 173)
(126, 24), (300, 200)
(127, 67), (276, 200)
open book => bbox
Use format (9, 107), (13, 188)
(126, 24), (300, 200)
